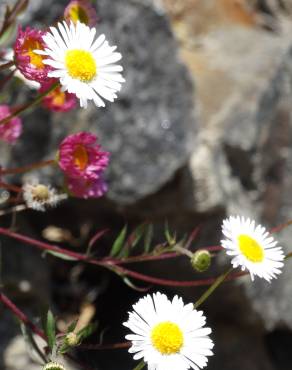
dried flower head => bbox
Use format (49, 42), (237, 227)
(40, 80), (77, 112)
(0, 105), (22, 144)
(14, 26), (52, 83)
(22, 180), (67, 211)
(43, 362), (66, 370)
(65, 332), (79, 346)
(64, 0), (98, 27)
(67, 175), (108, 199)
(58, 132), (109, 181)
(35, 21), (125, 108)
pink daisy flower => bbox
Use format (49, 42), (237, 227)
(40, 80), (77, 112)
(14, 26), (52, 83)
(58, 132), (109, 180)
(64, 0), (98, 27)
(0, 105), (22, 144)
(67, 175), (108, 198)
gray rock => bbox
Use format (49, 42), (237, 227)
(5, 0), (196, 206)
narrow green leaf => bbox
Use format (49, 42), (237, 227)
(46, 310), (56, 350)
(110, 225), (127, 257)
(164, 222), (176, 246)
(144, 224), (153, 253)
(66, 320), (78, 333)
(129, 223), (147, 249)
(77, 322), (98, 340)
(123, 276), (150, 292)
(43, 250), (78, 261)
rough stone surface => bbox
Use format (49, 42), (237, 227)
(4, 0), (196, 205)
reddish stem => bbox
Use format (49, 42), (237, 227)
(0, 227), (247, 287)
(0, 60), (14, 71)
(0, 181), (22, 192)
(0, 292), (46, 339)
(0, 159), (56, 175)
(0, 292), (98, 370)
(102, 252), (180, 265)
(80, 342), (131, 350)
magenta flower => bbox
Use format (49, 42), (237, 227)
(40, 81), (77, 112)
(0, 105), (22, 144)
(64, 0), (98, 27)
(67, 176), (108, 198)
(14, 26), (52, 83)
(58, 132), (109, 181)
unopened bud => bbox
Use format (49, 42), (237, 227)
(43, 362), (66, 370)
(191, 250), (211, 272)
(65, 332), (79, 346)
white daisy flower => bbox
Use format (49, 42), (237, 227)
(22, 180), (67, 212)
(123, 292), (214, 370)
(221, 215), (285, 282)
(36, 21), (125, 108)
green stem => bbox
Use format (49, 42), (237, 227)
(173, 245), (193, 258)
(285, 252), (292, 260)
(133, 361), (145, 370)
(0, 82), (59, 125)
(194, 267), (233, 309)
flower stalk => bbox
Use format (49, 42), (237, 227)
(0, 82), (59, 125)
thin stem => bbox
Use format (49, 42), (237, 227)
(133, 361), (145, 370)
(0, 70), (15, 90)
(173, 245), (193, 258)
(80, 342), (130, 350)
(0, 82), (59, 125)
(0, 292), (97, 370)
(0, 159), (56, 175)
(0, 181), (22, 192)
(0, 292), (46, 339)
(194, 267), (233, 309)
(102, 252), (180, 265)
(0, 60), (14, 71)
(0, 227), (248, 287)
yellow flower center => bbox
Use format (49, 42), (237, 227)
(68, 4), (89, 24)
(23, 38), (44, 69)
(32, 184), (50, 201)
(151, 321), (183, 355)
(73, 145), (89, 170)
(65, 49), (96, 82)
(49, 87), (66, 106)
(238, 234), (264, 262)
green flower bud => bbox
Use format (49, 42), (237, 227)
(43, 362), (66, 370)
(65, 332), (79, 346)
(191, 250), (211, 272)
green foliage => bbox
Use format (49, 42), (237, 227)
(110, 225), (127, 257)
(45, 310), (56, 351)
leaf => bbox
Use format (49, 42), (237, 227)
(128, 223), (148, 249)
(46, 310), (56, 350)
(122, 276), (150, 292)
(164, 221), (176, 246)
(43, 250), (78, 261)
(77, 322), (98, 340)
(110, 225), (127, 257)
(20, 323), (47, 363)
(66, 320), (78, 333)
(144, 224), (153, 254)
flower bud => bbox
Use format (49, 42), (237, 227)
(191, 250), (211, 273)
(43, 362), (66, 370)
(65, 332), (79, 346)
